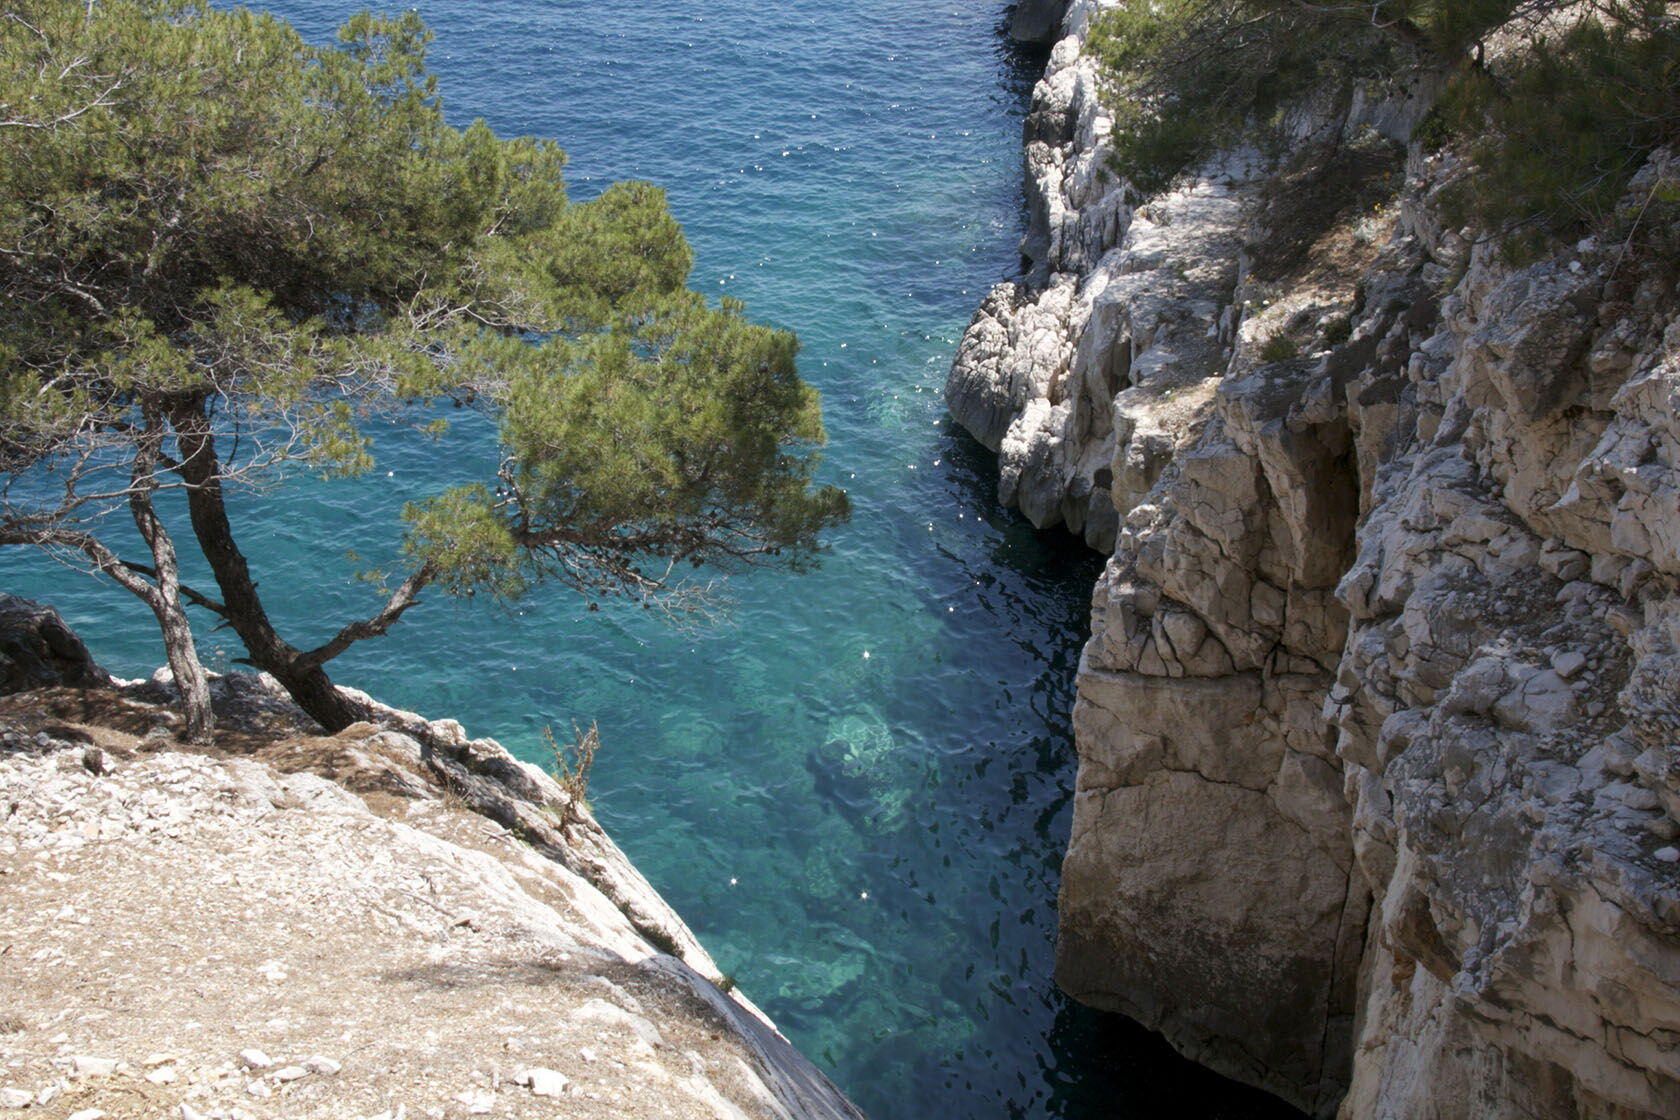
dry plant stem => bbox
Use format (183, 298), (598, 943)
(546, 720), (600, 825)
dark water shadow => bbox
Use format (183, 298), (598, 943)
(930, 390), (1308, 1120)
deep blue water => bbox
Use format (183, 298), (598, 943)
(0, 3), (1301, 1117)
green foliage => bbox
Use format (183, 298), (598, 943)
(1323, 316), (1353, 346)
(1434, 2), (1680, 259)
(1087, 1), (1403, 194)
(499, 296), (845, 573)
(1087, 1), (1679, 257)
(1258, 333), (1300, 362)
(0, 1), (849, 685)
(402, 485), (525, 598)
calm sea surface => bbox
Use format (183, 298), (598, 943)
(0, 3), (1299, 1116)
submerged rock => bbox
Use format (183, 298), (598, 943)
(1009, 0), (1069, 45)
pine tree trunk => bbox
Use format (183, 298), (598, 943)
(154, 592), (214, 743)
(130, 415), (215, 743)
(266, 662), (368, 733)
(170, 402), (367, 733)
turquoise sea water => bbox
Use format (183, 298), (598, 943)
(0, 3), (1302, 1117)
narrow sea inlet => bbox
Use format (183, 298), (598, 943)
(0, 2), (1290, 1115)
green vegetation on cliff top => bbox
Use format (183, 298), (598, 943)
(1089, 0), (1680, 255)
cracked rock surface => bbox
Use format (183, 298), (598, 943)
(955, 4), (1680, 1117)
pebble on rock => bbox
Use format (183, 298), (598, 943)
(271, 1065), (309, 1082)
(518, 1067), (570, 1097)
(1655, 846), (1680, 864)
(71, 1055), (118, 1078)
(238, 1049), (273, 1070)
(0, 1087), (34, 1109)
(303, 1055), (342, 1076)
(454, 1090), (495, 1115)
(1551, 650), (1588, 679)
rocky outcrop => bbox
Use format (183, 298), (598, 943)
(1009, 0), (1070, 45)
(949, 0), (1139, 551)
(0, 667), (866, 1120)
(953, 5), (1680, 1118)
(1329, 154), (1680, 1119)
(0, 594), (111, 695)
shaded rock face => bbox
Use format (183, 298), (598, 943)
(1009, 0), (1069, 45)
(952, 6), (1680, 1117)
(0, 594), (112, 695)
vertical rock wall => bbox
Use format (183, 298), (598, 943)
(958, 4), (1680, 1116)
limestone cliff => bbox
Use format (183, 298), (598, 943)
(954, 4), (1680, 1116)
(0, 597), (866, 1120)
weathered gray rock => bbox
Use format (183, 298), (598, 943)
(0, 594), (111, 695)
(957, 5), (1680, 1117)
(947, 1), (1257, 553)
(1328, 161), (1680, 1117)
(0, 657), (866, 1120)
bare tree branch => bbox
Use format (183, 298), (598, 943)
(296, 563), (436, 670)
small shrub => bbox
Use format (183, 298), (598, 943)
(1086, 1), (1400, 194)
(1435, 3), (1680, 261)
(1259, 333), (1301, 362)
(545, 720), (601, 816)
(1323, 316), (1353, 346)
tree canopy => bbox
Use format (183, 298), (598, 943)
(0, 0), (849, 736)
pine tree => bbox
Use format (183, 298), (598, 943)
(0, 0), (849, 736)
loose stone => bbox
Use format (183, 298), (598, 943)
(520, 1067), (569, 1097)
(70, 1055), (118, 1078)
(237, 1049), (272, 1070)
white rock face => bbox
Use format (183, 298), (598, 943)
(0, 682), (867, 1120)
(1328, 157), (1680, 1119)
(952, 8), (1680, 1118)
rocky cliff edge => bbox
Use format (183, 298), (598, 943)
(952, 3), (1680, 1116)
(0, 596), (866, 1120)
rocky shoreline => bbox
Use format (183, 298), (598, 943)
(0, 597), (865, 1120)
(953, 3), (1680, 1116)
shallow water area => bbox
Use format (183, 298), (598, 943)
(0, 3), (1302, 1116)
